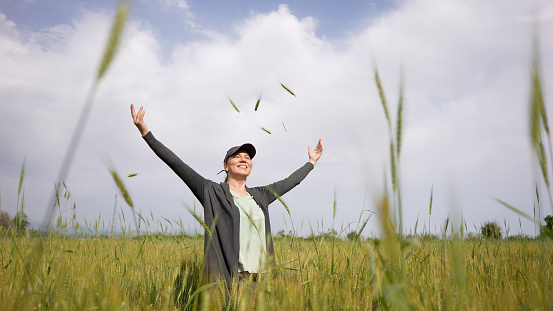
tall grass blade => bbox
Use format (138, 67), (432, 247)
(428, 184), (433, 235)
(267, 186), (295, 238)
(396, 68), (404, 158)
(266, 186), (291, 219)
(529, 30), (553, 215)
(186, 207), (212, 240)
(109, 168), (134, 208)
(182, 280), (223, 311)
(136, 239), (146, 259)
(378, 195), (399, 273)
(374, 66), (391, 130)
(183, 202), (227, 296)
(390, 141), (397, 192)
(414, 213), (419, 236)
(96, 0), (129, 80)
(241, 208), (260, 233)
(17, 157), (25, 198)
(451, 219), (468, 307)
(106, 161), (139, 237)
(16, 158), (26, 227)
(494, 197), (537, 224)
(357, 217), (369, 237)
(333, 188), (337, 222)
(536, 182), (540, 203)
(495, 197), (553, 241)
(42, 1), (130, 229)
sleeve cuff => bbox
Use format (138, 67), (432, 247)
(142, 131), (153, 141)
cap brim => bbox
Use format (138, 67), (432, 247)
(237, 143), (256, 159)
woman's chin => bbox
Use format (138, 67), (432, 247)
(228, 171), (251, 179)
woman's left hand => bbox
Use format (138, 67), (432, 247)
(308, 139), (323, 166)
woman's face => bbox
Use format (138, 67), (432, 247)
(224, 150), (252, 178)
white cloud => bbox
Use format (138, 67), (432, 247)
(1, 0), (552, 237)
(0, 12), (25, 54)
(164, 0), (190, 10)
(28, 24), (74, 51)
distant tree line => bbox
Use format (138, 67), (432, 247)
(276, 215), (553, 241)
(0, 210), (30, 231)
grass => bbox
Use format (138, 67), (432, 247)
(1, 233), (552, 310)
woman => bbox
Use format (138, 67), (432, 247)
(130, 104), (322, 291)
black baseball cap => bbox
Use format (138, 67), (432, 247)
(223, 143), (256, 163)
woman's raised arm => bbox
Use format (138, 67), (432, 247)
(131, 104), (208, 202)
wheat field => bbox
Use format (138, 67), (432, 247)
(1, 231), (552, 310)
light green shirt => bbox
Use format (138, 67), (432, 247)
(231, 190), (267, 273)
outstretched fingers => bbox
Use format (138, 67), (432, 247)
(130, 104), (144, 125)
(130, 104), (149, 136)
(130, 104), (138, 122)
(308, 138), (323, 165)
(314, 138), (322, 154)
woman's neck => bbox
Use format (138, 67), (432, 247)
(227, 177), (247, 195)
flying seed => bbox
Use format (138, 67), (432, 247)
(279, 81), (296, 97)
(227, 96), (240, 113)
(255, 93), (262, 111)
(282, 122), (287, 132)
(261, 126), (272, 134)
(127, 173), (138, 178)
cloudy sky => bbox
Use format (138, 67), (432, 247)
(1, 0), (552, 237)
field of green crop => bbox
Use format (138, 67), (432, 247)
(1, 231), (552, 310)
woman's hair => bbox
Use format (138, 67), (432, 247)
(224, 160), (229, 182)
(217, 165), (229, 182)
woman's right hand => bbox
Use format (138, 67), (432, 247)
(131, 104), (150, 136)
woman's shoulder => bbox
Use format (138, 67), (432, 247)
(246, 186), (270, 203)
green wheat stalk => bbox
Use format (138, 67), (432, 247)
(373, 63), (405, 241)
(42, 0), (131, 229)
(494, 197), (553, 241)
(357, 217), (369, 238)
(396, 67), (404, 158)
(333, 188), (337, 222)
(17, 157), (25, 200)
(529, 30), (553, 216)
(106, 160), (139, 238)
(96, 1), (129, 80)
(183, 203), (228, 297)
(414, 213), (419, 236)
(16, 157), (26, 228)
(429, 184), (434, 235)
(267, 186), (297, 246)
(374, 66), (392, 131)
(109, 169), (134, 208)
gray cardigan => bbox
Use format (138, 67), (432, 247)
(143, 132), (314, 290)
